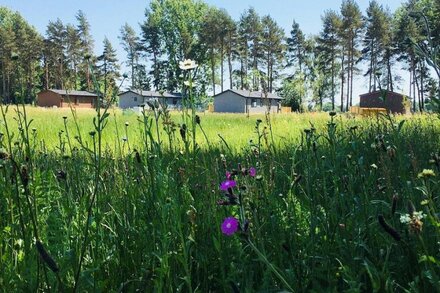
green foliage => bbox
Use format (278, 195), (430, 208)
(2, 105), (440, 291)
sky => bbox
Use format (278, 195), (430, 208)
(1, 0), (409, 101)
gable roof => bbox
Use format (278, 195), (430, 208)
(47, 89), (98, 97)
(359, 90), (405, 98)
(214, 89), (282, 100)
(119, 90), (182, 98)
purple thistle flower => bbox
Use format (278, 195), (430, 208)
(249, 167), (256, 177)
(220, 179), (236, 191)
(221, 217), (239, 236)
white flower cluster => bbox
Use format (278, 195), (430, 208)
(400, 211), (425, 224)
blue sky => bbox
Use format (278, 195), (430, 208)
(2, 0), (408, 99)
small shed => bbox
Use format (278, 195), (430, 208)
(37, 89), (97, 108)
(213, 89), (282, 114)
(118, 90), (182, 109)
(359, 90), (410, 114)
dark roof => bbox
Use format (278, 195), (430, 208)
(359, 90), (405, 98)
(47, 89), (98, 97)
(214, 89), (282, 100)
(119, 90), (182, 98)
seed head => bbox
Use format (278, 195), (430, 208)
(21, 165), (29, 187)
(0, 149), (9, 160)
(378, 215), (401, 241)
(180, 124), (187, 141)
(36, 240), (59, 273)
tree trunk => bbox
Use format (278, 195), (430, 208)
(211, 45), (215, 96)
(331, 46), (335, 110)
(228, 51), (233, 89)
(340, 48), (345, 112)
(345, 41), (350, 112)
(369, 41), (373, 92)
(220, 37), (224, 93)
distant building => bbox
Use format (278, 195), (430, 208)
(37, 89), (97, 108)
(118, 90), (182, 109)
(359, 90), (411, 114)
(213, 89), (282, 114)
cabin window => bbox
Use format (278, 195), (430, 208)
(251, 99), (257, 108)
(173, 99), (178, 105)
(133, 96), (137, 102)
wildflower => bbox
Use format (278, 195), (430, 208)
(179, 59), (198, 70)
(221, 217), (239, 236)
(249, 167), (256, 177)
(400, 210), (425, 234)
(371, 163), (378, 169)
(329, 111), (337, 117)
(225, 171), (231, 180)
(220, 180), (236, 191)
(418, 169), (435, 179)
(184, 80), (196, 87)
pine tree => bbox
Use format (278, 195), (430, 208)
(120, 23), (140, 90)
(141, 8), (165, 90)
(361, 1), (393, 92)
(97, 37), (120, 100)
(76, 10), (94, 91)
(239, 8), (263, 90)
(45, 19), (66, 89)
(316, 10), (341, 110)
(65, 24), (82, 89)
(287, 20), (307, 110)
(340, 0), (363, 111)
(261, 15), (285, 93)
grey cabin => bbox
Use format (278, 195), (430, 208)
(118, 90), (182, 109)
(213, 89), (282, 114)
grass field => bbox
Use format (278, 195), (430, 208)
(1, 105), (440, 292)
(1, 106), (335, 152)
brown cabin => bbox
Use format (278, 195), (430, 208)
(37, 89), (97, 108)
(359, 90), (410, 114)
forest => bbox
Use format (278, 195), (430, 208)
(0, 0), (439, 112)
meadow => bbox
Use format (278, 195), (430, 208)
(1, 104), (440, 292)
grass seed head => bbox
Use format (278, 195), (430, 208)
(378, 215), (401, 241)
(36, 240), (59, 273)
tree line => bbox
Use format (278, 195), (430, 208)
(0, 0), (439, 111)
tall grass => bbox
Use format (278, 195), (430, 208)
(1, 97), (440, 292)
